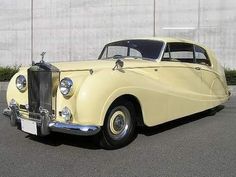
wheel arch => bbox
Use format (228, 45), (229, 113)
(102, 94), (144, 127)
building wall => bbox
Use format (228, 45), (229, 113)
(0, 0), (235, 69)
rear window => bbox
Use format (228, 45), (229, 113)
(195, 45), (211, 66)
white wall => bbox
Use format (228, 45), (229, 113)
(0, 0), (235, 69)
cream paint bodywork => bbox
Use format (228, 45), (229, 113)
(6, 38), (229, 127)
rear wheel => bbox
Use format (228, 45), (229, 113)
(100, 101), (136, 149)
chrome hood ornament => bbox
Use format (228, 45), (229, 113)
(40, 52), (46, 63)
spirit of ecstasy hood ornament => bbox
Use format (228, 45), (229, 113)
(40, 52), (46, 63)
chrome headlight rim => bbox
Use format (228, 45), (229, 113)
(15, 75), (27, 92)
(59, 77), (73, 96)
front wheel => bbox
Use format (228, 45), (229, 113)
(100, 102), (136, 149)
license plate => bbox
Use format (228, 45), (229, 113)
(21, 119), (37, 135)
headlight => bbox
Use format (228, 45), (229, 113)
(16, 75), (27, 91)
(59, 77), (73, 96)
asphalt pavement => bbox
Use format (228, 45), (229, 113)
(0, 90), (236, 177)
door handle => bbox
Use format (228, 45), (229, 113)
(195, 67), (201, 70)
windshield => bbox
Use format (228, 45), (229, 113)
(98, 40), (164, 60)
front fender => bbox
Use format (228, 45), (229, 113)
(56, 68), (147, 126)
(6, 67), (29, 106)
(75, 69), (131, 126)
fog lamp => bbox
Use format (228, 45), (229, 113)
(9, 99), (17, 106)
(61, 107), (72, 122)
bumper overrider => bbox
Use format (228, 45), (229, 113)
(2, 103), (101, 136)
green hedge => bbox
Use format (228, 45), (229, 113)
(225, 69), (236, 85)
(0, 66), (19, 81)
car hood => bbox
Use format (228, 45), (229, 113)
(52, 59), (157, 71)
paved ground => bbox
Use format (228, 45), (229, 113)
(0, 90), (236, 177)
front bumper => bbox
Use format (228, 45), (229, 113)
(2, 105), (101, 136)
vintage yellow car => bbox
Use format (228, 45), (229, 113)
(3, 37), (230, 149)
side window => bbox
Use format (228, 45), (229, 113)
(162, 43), (194, 63)
(194, 45), (211, 66)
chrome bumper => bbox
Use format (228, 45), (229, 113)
(49, 122), (100, 136)
(2, 105), (100, 136)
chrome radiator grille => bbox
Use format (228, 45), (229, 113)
(27, 63), (59, 119)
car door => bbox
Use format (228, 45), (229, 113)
(158, 42), (205, 122)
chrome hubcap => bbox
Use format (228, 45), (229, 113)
(113, 115), (125, 132)
(108, 106), (131, 140)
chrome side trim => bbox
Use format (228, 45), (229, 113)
(48, 122), (101, 136)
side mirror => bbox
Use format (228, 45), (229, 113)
(116, 59), (124, 68)
(113, 59), (124, 70)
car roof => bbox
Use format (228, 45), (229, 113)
(110, 37), (207, 49)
